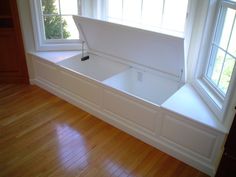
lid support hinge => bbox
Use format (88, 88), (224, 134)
(81, 41), (89, 61)
(178, 69), (184, 88)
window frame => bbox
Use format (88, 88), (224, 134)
(193, 0), (236, 122)
(205, 2), (236, 95)
(30, 0), (81, 51)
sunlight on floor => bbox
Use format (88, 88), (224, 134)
(56, 124), (88, 170)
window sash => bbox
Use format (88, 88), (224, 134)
(30, 0), (81, 51)
(41, 14), (78, 40)
(39, 0), (80, 41)
(204, 1), (236, 97)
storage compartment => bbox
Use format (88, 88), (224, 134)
(103, 68), (181, 105)
(58, 53), (129, 81)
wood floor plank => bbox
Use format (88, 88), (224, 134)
(0, 84), (209, 177)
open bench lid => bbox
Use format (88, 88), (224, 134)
(73, 16), (185, 79)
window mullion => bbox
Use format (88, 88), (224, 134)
(225, 51), (236, 60)
(222, 0), (236, 10)
(122, 0), (124, 22)
(217, 11), (236, 86)
(216, 52), (227, 86)
(78, 0), (81, 15)
(161, 0), (165, 27)
(212, 43), (236, 60)
(206, 44), (218, 78)
(140, 0), (143, 24)
(58, 0), (63, 39)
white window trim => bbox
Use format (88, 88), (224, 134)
(30, 0), (81, 51)
(192, 0), (236, 123)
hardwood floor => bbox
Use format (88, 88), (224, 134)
(0, 84), (209, 177)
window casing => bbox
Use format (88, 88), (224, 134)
(30, 0), (81, 51)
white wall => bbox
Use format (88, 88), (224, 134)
(17, 0), (35, 52)
(185, 0), (209, 83)
(17, 0), (36, 80)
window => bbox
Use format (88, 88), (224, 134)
(30, 0), (81, 51)
(41, 0), (80, 40)
(205, 0), (236, 96)
(105, 0), (189, 35)
(193, 0), (236, 121)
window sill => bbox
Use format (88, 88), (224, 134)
(28, 51), (81, 64)
(162, 84), (227, 133)
(192, 79), (224, 121)
(35, 42), (81, 52)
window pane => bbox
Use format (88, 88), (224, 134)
(217, 8), (235, 50)
(107, 0), (122, 20)
(162, 0), (188, 32)
(218, 55), (235, 93)
(142, 0), (163, 26)
(207, 47), (225, 85)
(62, 16), (79, 39)
(43, 15), (62, 39)
(60, 0), (78, 15)
(228, 13), (236, 56)
(104, 0), (188, 34)
(41, 0), (59, 15)
(123, 0), (142, 22)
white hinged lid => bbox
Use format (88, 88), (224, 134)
(73, 16), (185, 78)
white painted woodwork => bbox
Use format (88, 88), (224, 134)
(29, 52), (226, 176)
(162, 84), (226, 132)
(161, 114), (217, 158)
(103, 89), (156, 133)
(33, 59), (60, 86)
(74, 16), (185, 79)
(59, 70), (102, 107)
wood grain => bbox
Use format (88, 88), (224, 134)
(0, 0), (29, 83)
(0, 84), (209, 177)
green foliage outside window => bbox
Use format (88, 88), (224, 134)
(41, 0), (70, 39)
